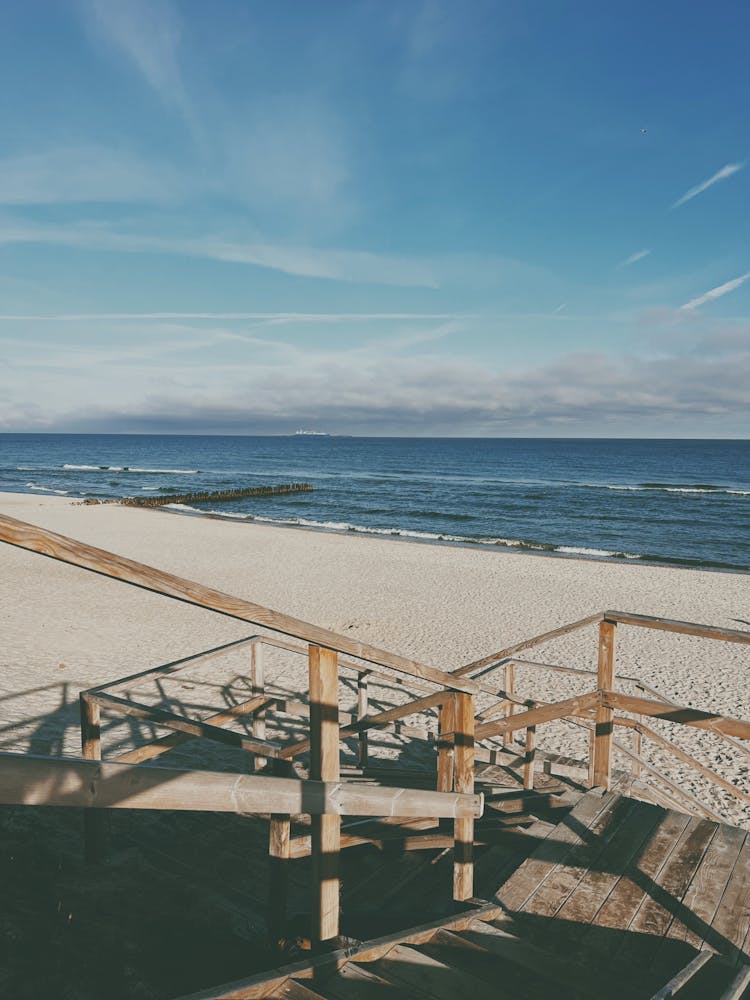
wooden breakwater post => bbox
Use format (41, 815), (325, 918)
(120, 483), (313, 508)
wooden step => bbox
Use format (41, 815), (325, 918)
(363, 941), (504, 1000)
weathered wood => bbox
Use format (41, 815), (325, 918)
(113, 693), (269, 764)
(720, 964), (750, 999)
(452, 611), (603, 676)
(453, 692), (475, 901)
(268, 814), (291, 944)
(357, 673), (369, 768)
(0, 513), (479, 694)
(503, 663), (515, 748)
(121, 482), (313, 507)
(523, 726), (536, 790)
(280, 690), (446, 760)
(91, 691), (283, 758)
(614, 715), (750, 808)
(79, 694), (106, 862)
(592, 619), (615, 789)
(475, 692), (600, 741)
(437, 696), (455, 794)
(251, 641), (267, 771)
(649, 949), (713, 999)
(309, 646), (340, 945)
(603, 692), (750, 742)
(604, 610), (750, 646)
(0, 752), (482, 817)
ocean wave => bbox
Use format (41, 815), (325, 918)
(25, 482), (68, 495)
(62, 463), (198, 474)
(603, 482), (749, 496)
(160, 505), (644, 561)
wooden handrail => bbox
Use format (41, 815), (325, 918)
(279, 690), (447, 760)
(475, 692), (600, 741)
(614, 716), (750, 808)
(452, 612), (603, 677)
(604, 610), (750, 645)
(0, 752), (483, 818)
(0, 513), (479, 695)
(603, 692), (750, 742)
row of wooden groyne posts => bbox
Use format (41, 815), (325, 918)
(0, 512), (749, 967)
(118, 482), (314, 508)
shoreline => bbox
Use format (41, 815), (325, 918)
(10, 482), (744, 576)
(1, 489), (749, 828)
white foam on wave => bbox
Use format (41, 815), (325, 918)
(62, 463), (197, 474)
(128, 467), (198, 474)
(25, 482), (68, 495)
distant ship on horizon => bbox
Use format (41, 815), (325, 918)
(294, 429), (330, 437)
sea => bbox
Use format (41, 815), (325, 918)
(1, 434), (748, 573)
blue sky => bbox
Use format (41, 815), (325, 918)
(0, 0), (748, 435)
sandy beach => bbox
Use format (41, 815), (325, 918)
(1, 490), (748, 826)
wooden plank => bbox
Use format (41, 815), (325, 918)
(603, 692), (750, 743)
(523, 726), (536, 791)
(649, 949), (713, 999)
(251, 641), (267, 771)
(475, 692), (600, 742)
(281, 691), (446, 760)
(91, 691), (283, 758)
(436, 696), (455, 793)
(79, 693), (106, 863)
(554, 800), (665, 932)
(520, 794), (635, 919)
(268, 814), (292, 944)
(709, 835), (750, 965)
(357, 673), (369, 768)
(592, 620), (615, 789)
(604, 610), (750, 646)
(321, 962), (417, 1000)
(719, 964), (750, 999)
(503, 663), (515, 748)
(615, 716), (750, 808)
(309, 646), (340, 945)
(582, 807), (691, 954)
(0, 512), (480, 694)
(452, 612), (603, 677)
(498, 789), (616, 912)
(369, 942), (499, 1000)
(672, 825), (747, 951)
(113, 693), (269, 764)
(453, 692), (474, 901)
(0, 751), (482, 817)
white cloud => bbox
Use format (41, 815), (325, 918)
(0, 146), (183, 205)
(672, 162), (744, 208)
(619, 249), (651, 268)
(79, 0), (191, 122)
(681, 271), (750, 310)
(0, 219), (439, 288)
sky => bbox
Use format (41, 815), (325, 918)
(0, 0), (748, 437)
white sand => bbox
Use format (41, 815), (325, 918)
(1, 491), (748, 825)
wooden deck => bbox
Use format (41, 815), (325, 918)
(199, 788), (750, 1000)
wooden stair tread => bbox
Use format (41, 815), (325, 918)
(365, 942), (502, 1000)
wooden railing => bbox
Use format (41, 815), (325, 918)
(2, 511), (749, 948)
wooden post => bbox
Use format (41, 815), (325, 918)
(268, 813), (291, 945)
(523, 726), (536, 790)
(453, 692), (474, 901)
(503, 663), (515, 748)
(251, 641), (266, 772)
(79, 694), (106, 863)
(357, 672), (369, 769)
(632, 716), (642, 777)
(309, 645), (340, 946)
(592, 620), (616, 789)
(437, 696), (455, 793)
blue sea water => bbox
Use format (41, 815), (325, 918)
(1, 434), (749, 572)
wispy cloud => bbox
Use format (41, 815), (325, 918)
(0, 146), (183, 205)
(681, 271), (750, 310)
(672, 162), (744, 208)
(79, 0), (192, 123)
(619, 249), (651, 268)
(0, 219), (439, 288)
